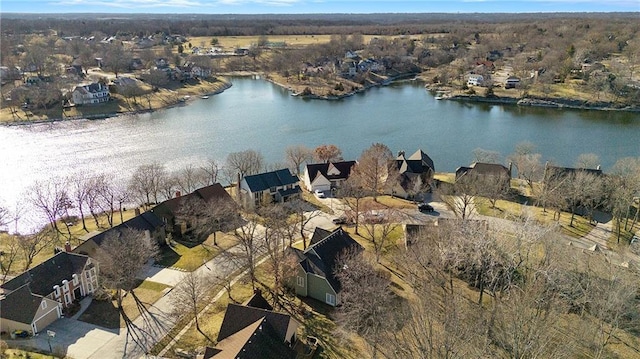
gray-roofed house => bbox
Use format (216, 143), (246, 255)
(151, 183), (235, 239)
(239, 169), (301, 208)
(289, 227), (364, 306)
(392, 149), (436, 199)
(0, 251), (99, 334)
(73, 210), (165, 258)
(302, 161), (357, 193)
(71, 82), (110, 105)
(201, 291), (299, 359)
(455, 162), (512, 190)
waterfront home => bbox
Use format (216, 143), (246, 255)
(289, 227), (363, 306)
(73, 210), (166, 258)
(505, 76), (521, 89)
(455, 162), (512, 190)
(392, 149), (435, 199)
(151, 183), (235, 240)
(0, 251), (99, 334)
(239, 169), (301, 208)
(71, 82), (110, 105)
(302, 161), (356, 193)
(467, 74), (485, 86)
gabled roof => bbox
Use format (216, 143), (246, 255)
(0, 284), (46, 324)
(243, 290), (273, 311)
(455, 162), (511, 181)
(212, 316), (296, 359)
(309, 227), (333, 246)
(305, 161), (356, 183)
(217, 303), (292, 342)
(545, 164), (603, 178)
(243, 169), (299, 193)
(152, 183), (233, 220)
(296, 227), (364, 293)
(396, 149), (435, 175)
(81, 210), (164, 249)
(1, 252), (90, 297)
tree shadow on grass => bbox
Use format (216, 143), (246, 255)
(77, 299), (121, 329)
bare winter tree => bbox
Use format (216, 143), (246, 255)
(472, 148), (502, 164)
(286, 198), (324, 248)
(180, 195), (239, 245)
(508, 141), (544, 190)
(68, 173), (92, 233)
(0, 235), (20, 283)
(339, 176), (369, 235)
(198, 159), (221, 186)
(608, 157), (640, 241)
(350, 143), (399, 199)
(335, 248), (397, 358)
(313, 144), (342, 163)
(285, 145), (314, 175)
(0, 205), (9, 230)
(128, 163), (168, 208)
(229, 216), (262, 289)
(226, 150), (264, 180)
(575, 153), (601, 169)
(175, 164), (199, 194)
(359, 207), (400, 263)
(27, 179), (72, 238)
(439, 179), (479, 220)
(171, 271), (214, 343)
(18, 229), (56, 271)
(95, 228), (159, 352)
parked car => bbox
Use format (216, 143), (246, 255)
(418, 203), (434, 212)
(332, 216), (348, 225)
(314, 189), (325, 198)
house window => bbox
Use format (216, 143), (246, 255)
(326, 293), (336, 306)
(296, 276), (304, 287)
(41, 301), (47, 310)
(72, 274), (79, 286)
(62, 280), (69, 291)
(53, 285), (60, 297)
(64, 292), (71, 305)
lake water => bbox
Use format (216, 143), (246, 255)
(1, 76), (638, 231)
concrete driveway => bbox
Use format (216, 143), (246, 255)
(6, 318), (119, 359)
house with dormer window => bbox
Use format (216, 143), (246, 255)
(0, 251), (99, 334)
(71, 82), (110, 105)
(302, 161), (356, 193)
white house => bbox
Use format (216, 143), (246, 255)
(505, 76), (521, 89)
(467, 74), (484, 86)
(302, 161), (356, 193)
(71, 82), (110, 105)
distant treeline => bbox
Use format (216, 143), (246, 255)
(2, 12), (638, 37)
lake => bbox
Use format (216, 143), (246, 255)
(1, 76), (638, 232)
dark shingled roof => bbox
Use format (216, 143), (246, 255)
(243, 169), (299, 193)
(305, 161), (356, 183)
(151, 183), (234, 222)
(217, 303), (295, 344)
(0, 284), (45, 324)
(243, 290), (273, 311)
(213, 317), (297, 359)
(309, 227), (333, 246)
(295, 227), (364, 293)
(77, 210), (164, 248)
(455, 162), (511, 181)
(1, 252), (90, 297)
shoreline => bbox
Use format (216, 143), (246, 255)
(2, 79), (233, 127)
(425, 85), (640, 113)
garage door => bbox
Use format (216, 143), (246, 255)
(33, 306), (60, 334)
(313, 184), (331, 192)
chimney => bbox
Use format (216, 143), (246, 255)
(135, 208), (141, 216)
(236, 172), (242, 201)
(175, 191), (181, 198)
(397, 150), (405, 158)
(596, 165), (601, 171)
(254, 288), (262, 296)
(64, 241), (72, 252)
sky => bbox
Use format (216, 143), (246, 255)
(1, 0), (639, 14)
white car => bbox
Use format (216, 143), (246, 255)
(314, 189), (325, 198)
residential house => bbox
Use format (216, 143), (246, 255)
(154, 58), (169, 69)
(302, 161), (357, 193)
(239, 169), (301, 208)
(467, 74), (484, 86)
(129, 58), (144, 70)
(474, 60), (495, 72)
(505, 76), (521, 89)
(71, 82), (110, 106)
(289, 227), (364, 306)
(73, 210), (166, 258)
(200, 290), (299, 359)
(404, 218), (487, 248)
(455, 162), (512, 190)
(0, 251), (99, 334)
(392, 149), (436, 199)
(151, 183), (235, 240)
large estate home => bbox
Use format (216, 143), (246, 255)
(0, 251), (99, 335)
(455, 162), (512, 190)
(239, 169), (301, 208)
(71, 82), (110, 105)
(302, 160), (357, 193)
(392, 149), (436, 199)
